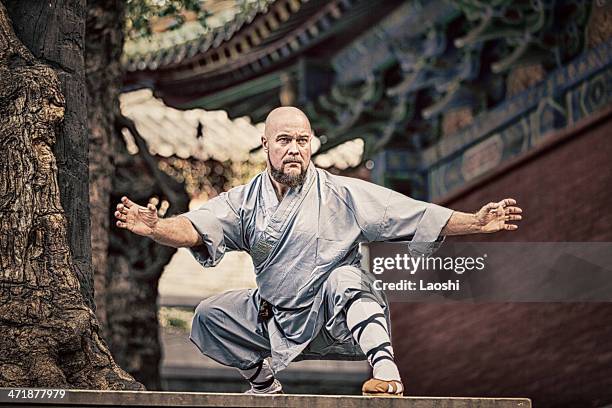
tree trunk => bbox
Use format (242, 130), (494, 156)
(0, 0), (142, 389)
(3, 0), (95, 308)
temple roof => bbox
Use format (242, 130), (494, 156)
(120, 89), (265, 162)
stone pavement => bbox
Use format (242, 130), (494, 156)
(0, 389), (532, 407)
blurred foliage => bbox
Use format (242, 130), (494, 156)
(158, 156), (266, 201)
(126, 0), (210, 39)
(167, 317), (188, 330)
(159, 307), (193, 333)
(231, 159), (266, 186)
(158, 157), (233, 200)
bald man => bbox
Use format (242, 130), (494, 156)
(115, 107), (522, 396)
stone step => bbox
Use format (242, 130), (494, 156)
(0, 389), (531, 407)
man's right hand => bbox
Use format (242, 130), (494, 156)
(115, 196), (159, 238)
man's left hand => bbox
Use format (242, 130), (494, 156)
(475, 198), (523, 233)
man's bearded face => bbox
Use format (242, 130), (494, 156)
(263, 108), (312, 188)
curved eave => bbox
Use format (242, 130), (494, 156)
(123, 0), (400, 108)
(123, 0), (320, 79)
(122, 0), (276, 73)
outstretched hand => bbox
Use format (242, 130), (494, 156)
(475, 198), (523, 233)
(115, 196), (159, 237)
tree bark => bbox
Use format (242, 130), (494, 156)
(0, 0), (142, 389)
(3, 0), (95, 308)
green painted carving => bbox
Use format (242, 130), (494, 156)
(452, 0), (591, 73)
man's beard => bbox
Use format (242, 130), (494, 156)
(269, 157), (307, 188)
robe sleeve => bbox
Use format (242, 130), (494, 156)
(338, 176), (453, 256)
(181, 187), (245, 267)
(378, 190), (453, 256)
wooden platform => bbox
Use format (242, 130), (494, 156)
(0, 389), (531, 407)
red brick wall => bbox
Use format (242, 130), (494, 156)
(440, 110), (612, 243)
(392, 112), (612, 407)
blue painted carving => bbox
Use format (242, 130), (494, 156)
(425, 40), (612, 200)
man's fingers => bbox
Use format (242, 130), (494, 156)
(505, 206), (522, 214)
(121, 196), (135, 209)
(116, 220), (126, 229)
(116, 203), (128, 214)
(486, 203), (503, 215)
(498, 198), (517, 207)
(505, 214), (522, 221)
(488, 206), (504, 215)
(504, 224), (518, 231)
(114, 211), (126, 221)
(147, 203), (156, 212)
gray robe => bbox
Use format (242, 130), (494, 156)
(183, 163), (452, 372)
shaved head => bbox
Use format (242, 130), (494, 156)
(262, 106), (313, 190)
(264, 106), (312, 139)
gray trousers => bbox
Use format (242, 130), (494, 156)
(190, 266), (390, 371)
